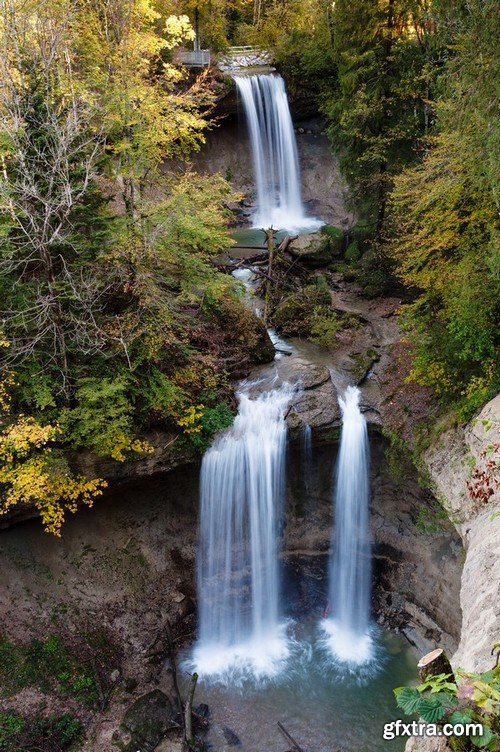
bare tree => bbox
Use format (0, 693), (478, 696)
(0, 0), (110, 400)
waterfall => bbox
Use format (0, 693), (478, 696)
(194, 384), (292, 678)
(300, 423), (312, 495)
(323, 386), (373, 665)
(300, 423), (312, 467)
(234, 73), (320, 233)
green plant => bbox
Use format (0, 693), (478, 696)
(0, 713), (83, 751)
(186, 402), (234, 452)
(395, 665), (500, 750)
(345, 241), (361, 264)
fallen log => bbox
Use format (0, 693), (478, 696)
(277, 722), (304, 752)
(278, 234), (297, 253)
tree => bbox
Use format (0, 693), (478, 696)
(0, 0), (110, 400)
(387, 0), (500, 414)
(321, 0), (438, 235)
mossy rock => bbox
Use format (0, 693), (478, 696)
(288, 232), (332, 266)
(320, 224), (345, 256)
(348, 347), (380, 383)
(273, 284), (332, 337)
(251, 323), (276, 363)
(119, 689), (175, 752)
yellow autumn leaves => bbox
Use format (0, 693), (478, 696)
(0, 416), (106, 536)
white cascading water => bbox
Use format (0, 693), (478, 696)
(234, 74), (321, 233)
(193, 384), (293, 678)
(322, 386), (373, 665)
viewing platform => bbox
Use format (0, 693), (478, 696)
(174, 45), (273, 72)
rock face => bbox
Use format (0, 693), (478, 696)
(287, 229), (344, 266)
(189, 117), (354, 227)
(405, 394), (500, 752)
(424, 395), (500, 672)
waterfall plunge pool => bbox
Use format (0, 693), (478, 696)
(182, 617), (417, 752)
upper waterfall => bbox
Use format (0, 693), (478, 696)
(234, 73), (321, 233)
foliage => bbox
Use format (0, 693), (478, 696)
(0, 415), (106, 536)
(0, 712), (83, 751)
(185, 402), (235, 452)
(387, 0), (500, 415)
(0, 0), (273, 532)
(466, 442), (500, 510)
(395, 665), (500, 750)
(318, 0), (437, 233)
(59, 378), (152, 461)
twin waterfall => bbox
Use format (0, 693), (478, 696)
(234, 74), (320, 232)
(194, 384), (373, 677)
(194, 73), (372, 679)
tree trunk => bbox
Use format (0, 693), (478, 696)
(263, 227), (276, 323)
(184, 672), (198, 749)
(417, 649), (455, 684)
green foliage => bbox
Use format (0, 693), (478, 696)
(59, 378), (151, 462)
(0, 712), (82, 751)
(345, 241), (360, 264)
(395, 665), (500, 750)
(319, 0), (435, 231)
(387, 0), (500, 414)
(187, 402), (234, 452)
(0, 629), (121, 712)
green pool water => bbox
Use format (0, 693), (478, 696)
(183, 618), (417, 752)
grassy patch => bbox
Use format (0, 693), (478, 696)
(0, 629), (121, 710)
(0, 712), (82, 751)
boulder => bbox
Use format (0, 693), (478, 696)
(287, 232), (333, 266)
(119, 689), (176, 752)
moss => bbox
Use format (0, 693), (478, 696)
(321, 224), (344, 254)
(309, 314), (343, 347)
(0, 630), (121, 710)
(345, 240), (361, 264)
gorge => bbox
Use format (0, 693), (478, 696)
(0, 19), (498, 752)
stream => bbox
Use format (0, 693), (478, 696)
(183, 71), (418, 752)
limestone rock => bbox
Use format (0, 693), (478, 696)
(405, 394), (500, 752)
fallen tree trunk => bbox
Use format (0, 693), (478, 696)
(278, 234), (297, 253)
(277, 721), (304, 752)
